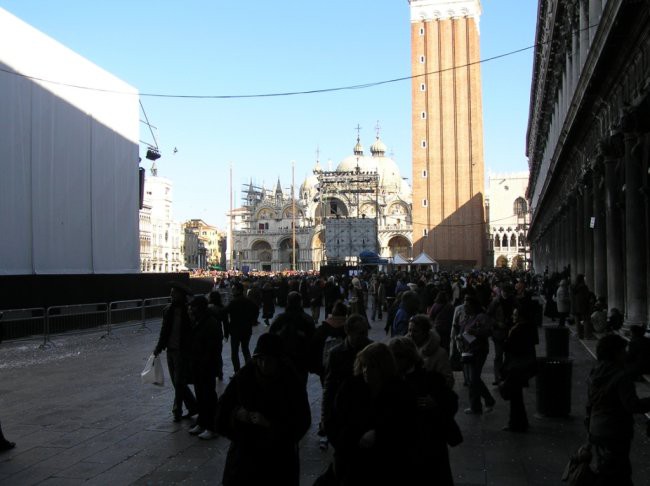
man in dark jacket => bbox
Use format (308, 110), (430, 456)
(572, 274), (593, 339)
(154, 282), (197, 422)
(269, 291), (316, 385)
(225, 282), (259, 374)
(322, 314), (372, 437)
(187, 296), (221, 440)
(587, 334), (650, 485)
(216, 333), (311, 486)
(324, 276), (342, 318)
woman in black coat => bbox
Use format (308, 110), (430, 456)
(328, 342), (418, 486)
(500, 307), (537, 432)
(261, 281), (276, 326)
(187, 296), (222, 439)
(388, 336), (458, 486)
(216, 333), (311, 486)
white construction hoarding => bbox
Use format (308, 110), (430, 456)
(0, 8), (140, 274)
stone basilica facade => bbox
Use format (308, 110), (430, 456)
(230, 136), (413, 272)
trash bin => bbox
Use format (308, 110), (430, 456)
(545, 326), (570, 358)
(536, 357), (573, 417)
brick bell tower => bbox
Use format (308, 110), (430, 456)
(409, 0), (485, 269)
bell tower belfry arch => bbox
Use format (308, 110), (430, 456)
(409, 0), (485, 268)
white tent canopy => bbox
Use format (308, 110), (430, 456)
(392, 253), (410, 265)
(412, 252), (439, 272)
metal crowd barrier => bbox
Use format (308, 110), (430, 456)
(0, 293), (238, 346)
(142, 297), (172, 322)
(46, 303), (108, 346)
(0, 308), (46, 342)
(104, 299), (144, 337)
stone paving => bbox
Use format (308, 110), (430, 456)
(1, 310), (649, 485)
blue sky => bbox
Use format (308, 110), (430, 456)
(1, 0), (538, 228)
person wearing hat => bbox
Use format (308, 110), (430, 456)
(216, 333), (311, 486)
(186, 296), (222, 440)
(154, 282), (198, 422)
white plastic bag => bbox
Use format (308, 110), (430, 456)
(141, 354), (165, 386)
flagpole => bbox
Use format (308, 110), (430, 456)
(229, 163), (233, 271)
(291, 161), (296, 271)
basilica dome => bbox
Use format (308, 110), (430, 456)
(303, 135), (409, 199)
(300, 160), (322, 199)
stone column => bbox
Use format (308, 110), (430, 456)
(622, 113), (648, 329)
(602, 140), (625, 312)
(644, 133), (650, 328)
(572, 21), (580, 84)
(568, 194), (578, 281)
(559, 207), (569, 271)
(592, 161), (608, 300)
(562, 207), (570, 272)
(555, 216), (562, 272)
(549, 219), (557, 272)
(575, 188), (585, 277)
(582, 172), (594, 290)
(579, 0), (590, 65)
(589, 0), (602, 45)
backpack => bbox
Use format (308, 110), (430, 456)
(322, 335), (344, 370)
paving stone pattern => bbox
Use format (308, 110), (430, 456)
(1, 310), (649, 485)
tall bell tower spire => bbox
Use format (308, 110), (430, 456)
(409, 0), (485, 268)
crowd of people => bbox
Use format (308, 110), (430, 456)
(143, 266), (650, 485)
(0, 257), (647, 486)
(4, 266), (647, 484)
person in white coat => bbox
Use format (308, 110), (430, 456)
(553, 279), (571, 327)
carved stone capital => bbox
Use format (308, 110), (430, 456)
(409, 0), (481, 22)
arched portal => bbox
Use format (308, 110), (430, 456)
(311, 231), (325, 269)
(387, 235), (412, 259)
(252, 240), (273, 271)
(279, 238), (300, 270)
(314, 197), (349, 224)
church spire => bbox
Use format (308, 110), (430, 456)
(353, 123), (364, 156)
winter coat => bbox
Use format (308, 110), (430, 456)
(572, 282), (591, 315)
(216, 361), (311, 486)
(429, 302), (454, 351)
(308, 316), (347, 377)
(456, 312), (492, 355)
(391, 306), (412, 337)
(587, 361), (650, 441)
(261, 285), (276, 319)
(554, 283), (571, 314)
(502, 320), (537, 387)
(154, 303), (192, 355)
(418, 332), (455, 389)
(403, 366), (458, 486)
(225, 295), (259, 339)
(268, 309), (316, 378)
(188, 313), (222, 378)
(329, 375), (418, 486)
(322, 337), (372, 434)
